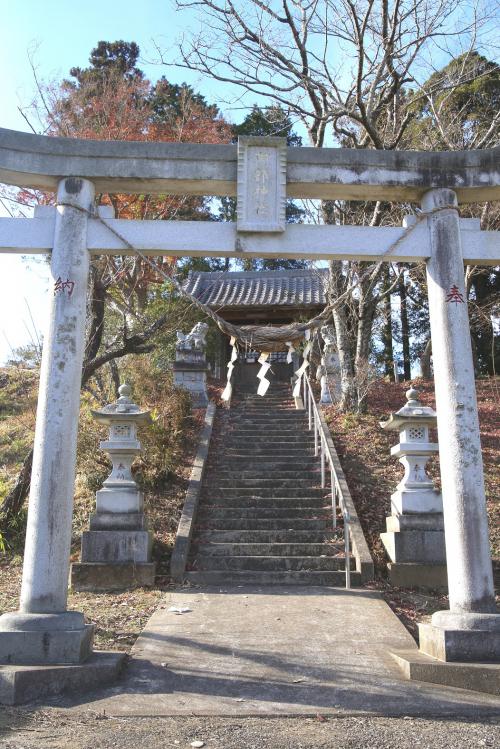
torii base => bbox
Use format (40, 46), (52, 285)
(0, 651), (126, 705)
(391, 649), (500, 696)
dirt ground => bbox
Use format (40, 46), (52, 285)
(0, 712), (499, 749)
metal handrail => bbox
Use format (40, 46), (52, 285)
(301, 372), (351, 588)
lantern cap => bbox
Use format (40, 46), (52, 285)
(379, 385), (437, 430)
(91, 383), (151, 424)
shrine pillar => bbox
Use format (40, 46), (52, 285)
(419, 188), (500, 661)
(0, 178), (95, 664)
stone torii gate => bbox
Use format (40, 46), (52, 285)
(0, 129), (499, 693)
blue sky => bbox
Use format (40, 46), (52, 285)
(0, 0), (238, 363)
(0, 0), (226, 133)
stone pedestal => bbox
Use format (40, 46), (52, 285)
(174, 322), (209, 407)
(380, 387), (447, 589)
(71, 384), (155, 591)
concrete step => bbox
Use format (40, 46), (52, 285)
(184, 570), (360, 586)
(192, 542), (344, 557)
(195, 530), (342, 543)
(211, 461), (318, 471)
(230, 426), (308, 433)
(226, 436), (312, 443)
(226, 443), (315, 450)
(200, 496), (328, 508)
(210, 488), (326, 498)
(230, 404), (300, 414)
(230, 417), (307, 425)
(190, 555), (347, 572)
(208, 477), (321, 486)
(209, 470), (321, 480)
(195, 517), (329, 530)
(198, 506), (330, 519)
(224, 449), (316, 458)
(227, 439), (314, 446)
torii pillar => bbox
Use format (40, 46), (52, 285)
(0, 178), (124, 703)
(418, 189), (500, 661)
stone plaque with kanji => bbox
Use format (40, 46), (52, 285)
(237, 136), (287, 232)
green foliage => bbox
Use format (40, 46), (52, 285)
(405, 52), (500, 149)
(148, 77), (220, 125)
(68, 40), (143, 88)
(0, 507), (28, 553)
(233, 104), (302, 146)
(0, 369), (37, 498)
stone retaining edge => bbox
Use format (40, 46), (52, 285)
(317, 410), (375, 582)
(170, 402), (217, 582)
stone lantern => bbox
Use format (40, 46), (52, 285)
(71, 384), (156, 591)
(379, 386), (446, 589)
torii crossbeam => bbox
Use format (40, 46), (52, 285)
(0, 128), (499, 688)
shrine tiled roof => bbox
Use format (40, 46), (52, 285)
(184, 268), (328, 308)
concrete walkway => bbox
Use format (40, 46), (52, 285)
(59, 586), (500, 717)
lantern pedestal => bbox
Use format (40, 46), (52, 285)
(71, 385), (155, 592)
(380, 388), (447, 590)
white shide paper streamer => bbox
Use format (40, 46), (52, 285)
(256, 351), (271, 396)
(221, 336), (238, 402)
(293, 331), (312, 398)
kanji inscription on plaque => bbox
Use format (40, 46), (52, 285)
(237, 136), (287, 232)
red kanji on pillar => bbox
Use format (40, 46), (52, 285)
(445, 284), (465, 305)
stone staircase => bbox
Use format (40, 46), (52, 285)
(186, 383), (360, 586)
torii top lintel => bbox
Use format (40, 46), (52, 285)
(0, 128), (499, 204)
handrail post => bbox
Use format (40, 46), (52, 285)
(314, 411), (318, 456)
(331, 468), (337, 529)
(320, 435), (326, 488)
(308, 386), (312, 430)
(345, 510), (351, 589)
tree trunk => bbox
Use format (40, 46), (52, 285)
(328, 260), (357, 412)
(109, 359), (121, 398)
(0, 448), (33, 527)
(332, 305), (357, 412)
(354, 295), (378, 413)
(420, 338), (432, 380)
(381, 269), (394, 379)
(399, 274), (411, 380)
